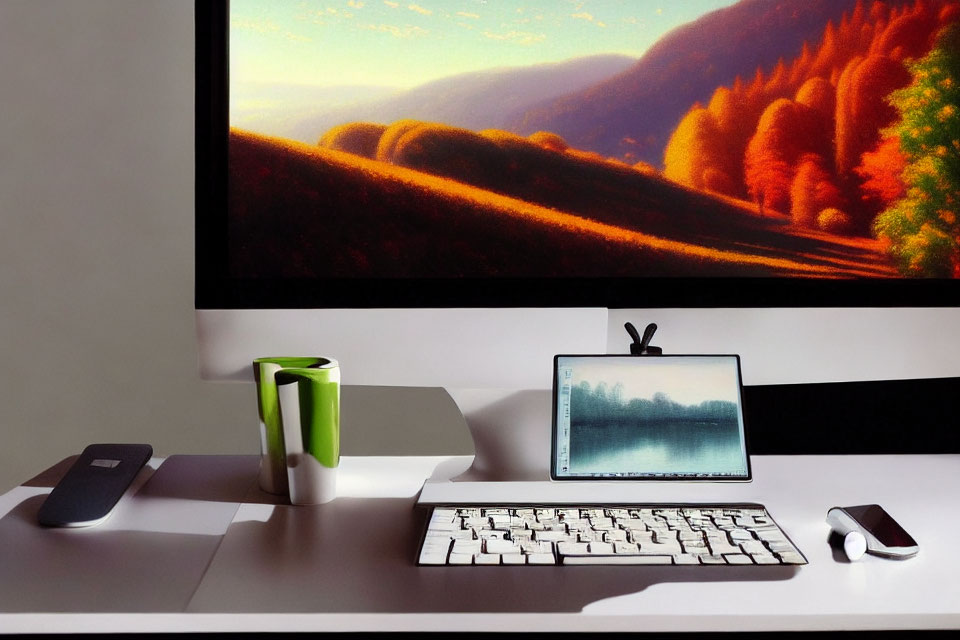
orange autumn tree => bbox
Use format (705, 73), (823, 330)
(855, 136), (908, 204)
(663, 0), (957, 236)
(663, 107), (736, 194)
(791, 154), (845, 228)
(834, 55), (911, 178)
(744, 99), (832, 214)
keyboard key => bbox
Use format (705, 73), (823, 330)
(478, 530), (508, 540)
(776, 551), (806, 564)
(452, 539), (481, 555)
(603, 529), (628, 542)
(485, 539), (519, 554)
(589, 542), (614, 554)
(448, 553), (474, 565)
(557, 541), (590, 556)
(589, 517), (615, 529)
(527, 553), (556, 565)
(740, 540), (768, 555)
(729, 528), (753, 542)
(638, 541), (682, 555)
(752, 554), (781, 565)
(724, 554), (754, 564)
(654, 529), (680, 543)
(419, 540), (452, 564)
(563, 555), (673, 565)
(707, 537), (740, 556)
(475, 554), (500, 565)
(428, 518), (460, 532)
(628, 530), (654, 543)
(534, 530), (574, 542)
(521, 541), (554, 555)
(449, 529), (476, 540)
(756, 529), (789, 543)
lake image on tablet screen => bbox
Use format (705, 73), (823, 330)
(565, 357), (748, 477)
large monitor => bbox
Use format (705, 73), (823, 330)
(196, 0), (960, 477)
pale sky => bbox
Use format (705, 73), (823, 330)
(560, 356), (742, 407)
(230, 0), (740, 88)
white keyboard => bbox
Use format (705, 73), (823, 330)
(418, 504), (807, 566)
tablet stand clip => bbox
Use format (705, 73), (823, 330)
(625, 322), (662, 356)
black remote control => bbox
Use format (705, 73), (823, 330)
(37, 444), (153, 527)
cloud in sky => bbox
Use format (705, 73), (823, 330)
(231, 17), (281, 34)
(362, 23), (428, 38)
(383, 0), (398, 7)
(408, 3), (432, 15)
(456, 11), (480, 19)
(232, 16), (312, 41)
(571, 9), (606, 27)
(348, 0), (365, 7)
(482, 30), (546, 45)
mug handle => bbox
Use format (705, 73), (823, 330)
(276, 368), (340, 504)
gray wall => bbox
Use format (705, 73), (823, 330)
(0, 0), (471, 493)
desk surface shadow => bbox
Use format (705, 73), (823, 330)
(0, 455), (261, 613)
(186, 495), (797, 614)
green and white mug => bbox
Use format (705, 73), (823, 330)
(275, 362), (340, 504)
(254, 357), (340, 501)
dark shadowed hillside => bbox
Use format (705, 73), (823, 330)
(511, 0), (876, 164)
(289, 55), (636, 144)
(229, 129), (895, 279)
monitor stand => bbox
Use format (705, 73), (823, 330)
(445, 388), (553, 482)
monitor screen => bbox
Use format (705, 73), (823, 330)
(552, 355), (750, 480)
(197, 0), (959, 309)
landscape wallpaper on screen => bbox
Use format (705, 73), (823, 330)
(229, 0), (960, 279)
(562, 357), (747, 476)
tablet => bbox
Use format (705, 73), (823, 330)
(551, 355), (752, 481)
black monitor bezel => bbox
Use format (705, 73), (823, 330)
(195, 0), (959, 311)
(550, 354), (753, 482)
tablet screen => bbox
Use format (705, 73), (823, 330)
(552, 355), (750, 480)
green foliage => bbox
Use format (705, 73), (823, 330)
(873, 23), (960, 277)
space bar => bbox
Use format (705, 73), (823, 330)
(561, 555), (673, 565)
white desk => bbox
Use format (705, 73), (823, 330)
(1, 454), (958, 633)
